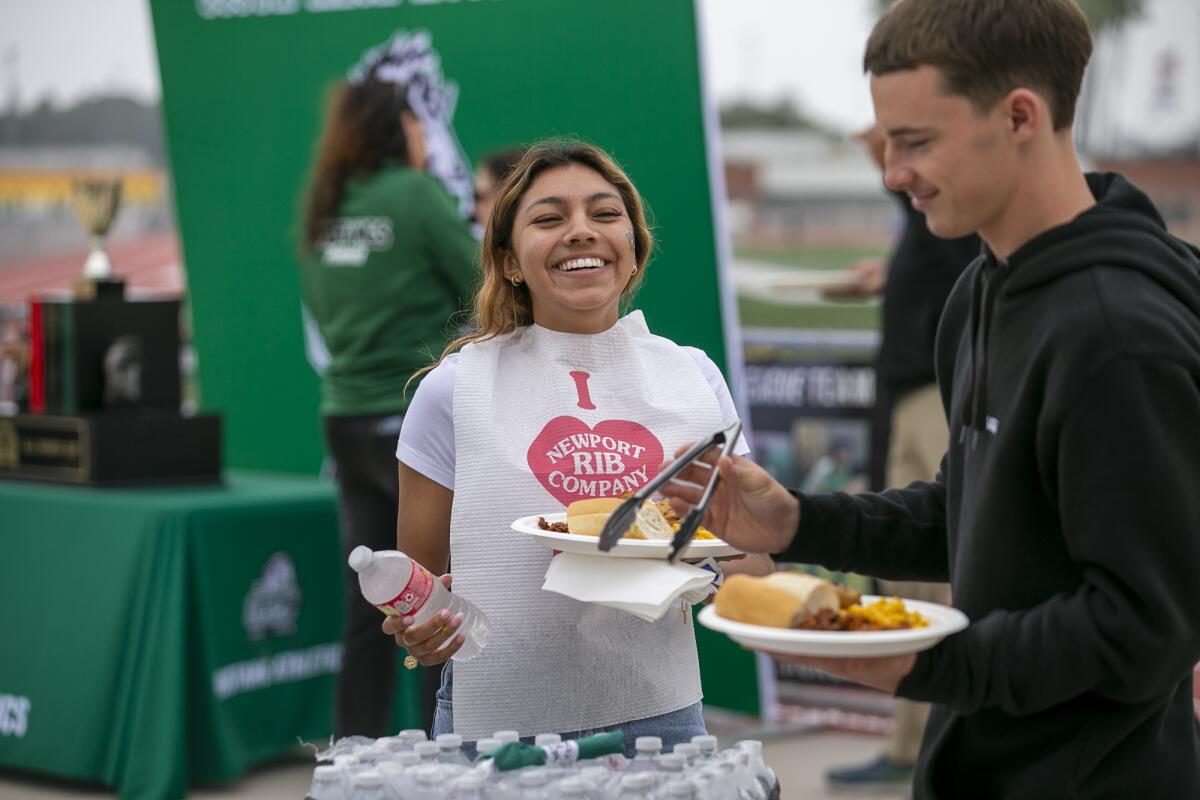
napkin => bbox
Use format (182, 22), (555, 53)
(542, 552), (719, 622)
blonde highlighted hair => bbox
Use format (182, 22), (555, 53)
(409, 139), (654, 388)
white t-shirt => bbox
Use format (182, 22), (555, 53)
(397, 348), (747, 489)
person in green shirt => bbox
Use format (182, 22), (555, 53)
(298, 72), (478, 738)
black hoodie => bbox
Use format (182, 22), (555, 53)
(782, 173), (1200, 798)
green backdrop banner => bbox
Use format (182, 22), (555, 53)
(150, 0), (757, 720)
(150, 0), (739, 474)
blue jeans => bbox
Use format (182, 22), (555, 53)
(432, 662), (706, 761)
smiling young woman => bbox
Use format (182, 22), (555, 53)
(388, 140), (749, 756)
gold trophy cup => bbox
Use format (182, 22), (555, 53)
(71, 177), (124, 294)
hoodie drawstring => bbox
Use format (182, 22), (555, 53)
(960, 257), (1009, 450)
(959, 265), (984, 445)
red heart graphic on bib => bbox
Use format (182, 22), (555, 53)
(527, 416), (665, 506)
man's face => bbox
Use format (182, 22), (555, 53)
(871, 66), (1015, 240)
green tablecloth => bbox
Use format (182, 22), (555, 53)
(0, 471), (400, 799)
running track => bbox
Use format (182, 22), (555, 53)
(0, 233), (184, 304)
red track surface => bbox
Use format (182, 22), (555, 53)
(0, 233), (184, 304)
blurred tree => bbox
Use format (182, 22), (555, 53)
(0, 95), (165, 163)
(719, 97), (828, 131)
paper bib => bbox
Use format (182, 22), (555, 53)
(447, 312), (724, 739)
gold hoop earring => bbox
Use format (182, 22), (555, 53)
(510, 275), (523, 286)
(631, 265), (638, 276)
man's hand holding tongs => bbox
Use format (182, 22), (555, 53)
(657, 444), (800, 558)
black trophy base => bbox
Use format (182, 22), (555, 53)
(0, 412), (222, 486)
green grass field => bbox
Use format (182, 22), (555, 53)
(734, 244), (887, 331)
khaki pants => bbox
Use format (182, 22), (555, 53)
(879, 384), (951, 765)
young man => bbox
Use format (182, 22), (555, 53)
(667, 1), (1200, 797)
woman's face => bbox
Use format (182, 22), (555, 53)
(507, 163), (637, 334)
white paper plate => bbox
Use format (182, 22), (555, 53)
(697, 596), (968, 657)
(512, 513), (742, 559)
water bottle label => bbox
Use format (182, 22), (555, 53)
(541, 739), (580, 768)
(376, 563), (435, 617)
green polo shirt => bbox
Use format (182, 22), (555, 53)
(299, 164), (478, 415)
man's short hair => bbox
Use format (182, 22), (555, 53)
(864, 0), (1093, 130)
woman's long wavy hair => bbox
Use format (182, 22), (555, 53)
(302, 77), (413, 252)
(411, 140), (654, 386)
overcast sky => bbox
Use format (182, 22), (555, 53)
(3, 0), (1194, 143)
(0, 0), (161, 110)
(0, 0), (877, 132)
(699, 0), (878, 132)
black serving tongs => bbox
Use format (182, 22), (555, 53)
(597, 420), (742, 563)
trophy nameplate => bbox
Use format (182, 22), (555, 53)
(0, 413), (221, 486)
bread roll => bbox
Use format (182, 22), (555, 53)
(714, 572), (840, 628)
(565, 497), (673, 540)
(567, 498), (624, 516)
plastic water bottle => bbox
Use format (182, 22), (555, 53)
(579, 765), (616, 799)
(306, 765), (345, 800)
(518, 768), (553, 800)
(415, 740), (441, 765)
(349, 769), (389, 800)
(614, 772), (656, 798)
(629, 736), (662, 773)
(673, 743), (699, 768)
(399, 728), (429, 747)
(493, 730), (521, 744)
(379, 760), (415, 798)
(349, 546), (490, 661)
(437, 733), (473, 767)
(656, 753), (686, 781)
(535, 733), (562, 747)
(451, 771), (488, 799)
(659, 780), (697, 799)
(737, 740), (779, 800)
(557, 776), (591, 798)
(474, 737), (500, 763)
(409, 764), (450, 800)
(690, 735), (719, 764)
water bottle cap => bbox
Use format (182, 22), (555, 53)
(520, 770), (549, 786)
(414, 764), (441, 783)
(635, 735), (662, 752)
(663, 779), (696, 797)
(475, 737), (499, 754)
(621, 772), (655, 789)
(674, 743), (699, 757)
(558, 777), (588, 794)
(691, 734), (718, 751)
(458, 773), (487, 789)
(399, 728), (428, 741)
(414, 741), (440, 757)
(534, 733), (562, 746)
(493, 729), (520, 743)
(348, 545), (375, 573)
(738, 739), (762, 753)
(313, 765), (339, 777)
(658, 753), (686, 770)
(352, 769), (382, 787)
(436, 733), (463, 749)
(394, 751), (420, 766)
